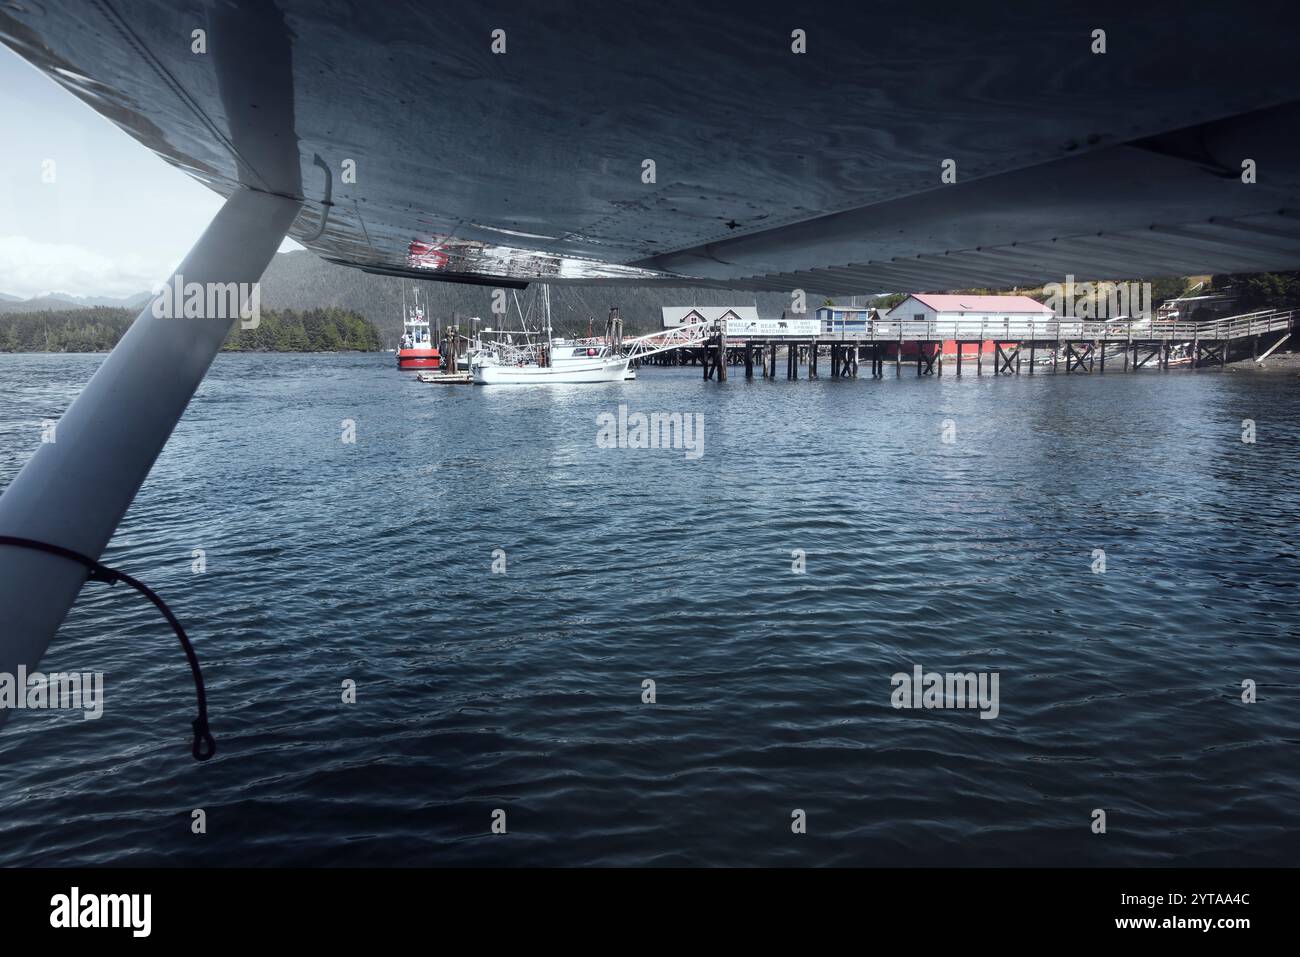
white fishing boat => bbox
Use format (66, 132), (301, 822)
(469, 288), (718, 384)
(471, 286), (630, 384)
(472, 346), (631, 384)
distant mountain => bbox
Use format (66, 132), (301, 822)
(0, 291), (151, 314)
(46, 291), (153, 309)
(0, 294), (91, 314)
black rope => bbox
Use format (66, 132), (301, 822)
(0, 535), (215, 761)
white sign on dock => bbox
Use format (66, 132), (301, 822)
(723, 318), (821, 338)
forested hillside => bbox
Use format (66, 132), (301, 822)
(0, 306), (382, 353)
(254, 251), (841, 342)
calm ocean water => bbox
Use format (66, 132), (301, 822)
(0, 352), (1297, 866)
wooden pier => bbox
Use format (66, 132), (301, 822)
(645, 309), (1296, 379)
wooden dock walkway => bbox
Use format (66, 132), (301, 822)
(642, 308), (1296, 380)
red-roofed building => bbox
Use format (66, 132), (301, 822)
(883, 293), (1056, 358)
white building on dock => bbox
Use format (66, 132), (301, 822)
(661, 306), (760, 327)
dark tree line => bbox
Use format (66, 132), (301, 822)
(223, 307), (384, 352)
(0, 307), (383, 353)
(0, 307), (133, 352)
(1209, 271), (1300, 313)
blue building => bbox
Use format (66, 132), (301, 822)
(816, 305), (877, 336)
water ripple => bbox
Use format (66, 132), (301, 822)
(0, 354), (1297, 865)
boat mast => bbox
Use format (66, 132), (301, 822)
(542, 284), (552, 367)
(430, 288), (439, 343)
(513, 290), (531, 337)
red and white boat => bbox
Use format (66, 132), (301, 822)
(396, 293), (441, 370)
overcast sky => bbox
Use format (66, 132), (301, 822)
(0, 44), (299, 299)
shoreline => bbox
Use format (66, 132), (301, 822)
(0, 349), (384, 356)
(1226, 353), (1300, 373)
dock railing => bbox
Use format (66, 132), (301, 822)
(835, 308), (1295, 343)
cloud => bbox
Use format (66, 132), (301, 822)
(0, 234), (163, 298)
